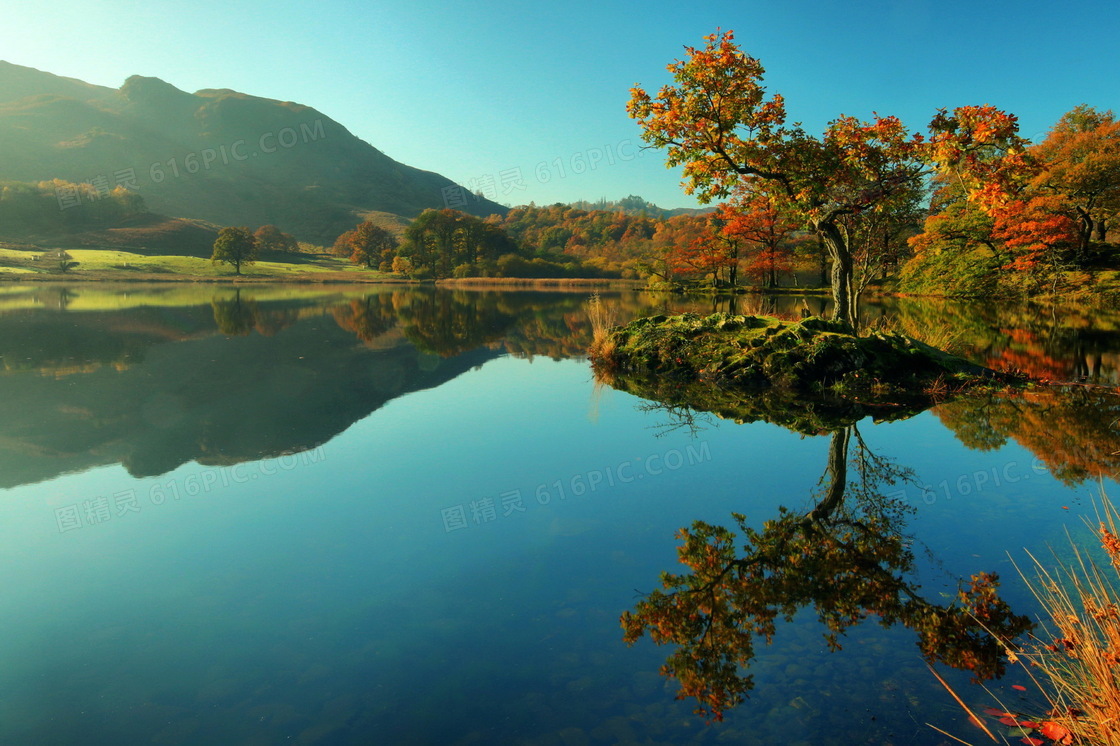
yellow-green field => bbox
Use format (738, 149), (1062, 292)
(0, 247), (402, 283)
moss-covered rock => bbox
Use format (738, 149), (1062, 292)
(591, 313), (1016, 422)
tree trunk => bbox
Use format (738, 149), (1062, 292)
(806, 427), (850, 524)
(817, 222), (855, 329)
(816, 237), (828, 287)
(1077, 208), (1094, 259)
(1093, 218), (1108, 243)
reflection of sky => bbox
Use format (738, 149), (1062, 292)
(0, 354), (1110, 744)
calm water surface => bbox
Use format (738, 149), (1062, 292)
(0, 284), (1117, 745)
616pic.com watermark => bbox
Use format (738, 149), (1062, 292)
(440, 442), (712, 533)
(52, 448), (326, 534)
(889, 457), (1050, 506)
(55, 119), (326, 211)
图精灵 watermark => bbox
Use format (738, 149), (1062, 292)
(52, 447), (326, 534)
(439, 441), (712, 533)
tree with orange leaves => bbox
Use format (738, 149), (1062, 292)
(714, 192), (799, 288)
(1029, 105), (1120, 258)
(651, 214), (724, 285)
(991, 195), (1079, 282)
(628, 30), (1033, 327)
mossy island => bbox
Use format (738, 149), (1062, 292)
(590, 313), (1024, 431)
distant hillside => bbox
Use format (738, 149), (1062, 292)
(567, 195), (715, 218)
(0, 61), (506, 245)
(0, 178), (219, 254)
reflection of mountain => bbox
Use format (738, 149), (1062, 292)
(0, 285), (696, 488)
(0, 298), (499, 487)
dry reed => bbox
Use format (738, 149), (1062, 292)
(934, 489), (1120, 745)
(586, 292), (619, 364)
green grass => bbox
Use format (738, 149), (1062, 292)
(0, 247), (398, 282)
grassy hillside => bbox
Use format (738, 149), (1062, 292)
(0, 244), (402, 283)
(0, 62), (506, 245)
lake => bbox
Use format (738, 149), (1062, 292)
(0, 283), (1117, 745)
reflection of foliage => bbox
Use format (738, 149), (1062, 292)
(886, 296), (1120, 385)
(393, 291), (517, 356)
(326, 289), (832, 362)
(610, 367), (933, 434)
(211, 291), (259, 336)
(331, 295), (397, 343)
(936, 386), (1120, 484)
(622, 426), (1032, 721)
(209, 292), (302, 337)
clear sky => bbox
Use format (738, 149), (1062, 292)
(2, 0), (1118, 210)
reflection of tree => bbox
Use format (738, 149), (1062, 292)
(37, 286), (77, 311)
(393, 291), (516, 356)
(326, 289), (762, 361)
(331, 295), (397, 344)
(936, 386), (1120, 484)
(622, 424), (1032, 721)
(211, 290), (259, 336)
(888, 296), (1120, 385)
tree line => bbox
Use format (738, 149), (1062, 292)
(625, 30), (1119, 324)
(213, 42), (1119, 300)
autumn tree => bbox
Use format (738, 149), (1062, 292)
(991, 194), (1080, 284)
(253, 225), (299, 253)
(497, 203), (663, 278)
(843, 186), (924, 301)
(1030, 105), (1120, 257)
(347, 221), (399, 270)
(332, 229), (356, 257)
(628, 30), (1032, 328)
(715, 193), (799, 288)
(658, 215), (728, 286)
(902, 183), (1004, 296)
(211, 226), (258, 275)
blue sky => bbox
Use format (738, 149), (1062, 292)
(2, 0), (1118, 209)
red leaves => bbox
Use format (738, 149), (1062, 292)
(977, 707), (1076, 746)
(1039, 721), (1073, 744)
(991, 195), (1079, 270)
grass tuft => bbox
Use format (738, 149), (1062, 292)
(1017, 490), (1120, 745)
(587, 293), (619, 365)
(935, 489), (1120, 745)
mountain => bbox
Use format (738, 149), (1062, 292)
(568, 195), (715, 218)
(0, 61), (505, 245)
